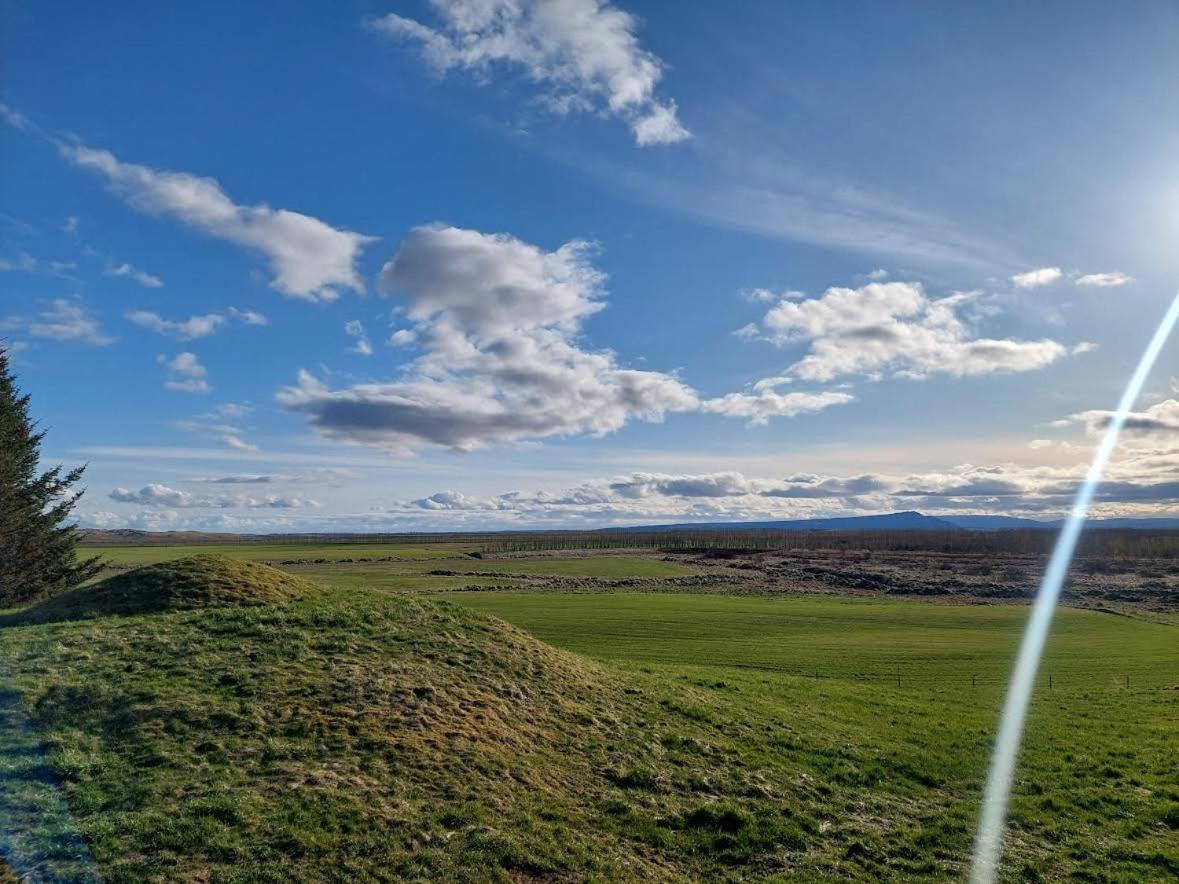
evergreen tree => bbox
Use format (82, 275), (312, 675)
(0, 345), (101, 605)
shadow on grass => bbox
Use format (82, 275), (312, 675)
(0, 686), (97, 881)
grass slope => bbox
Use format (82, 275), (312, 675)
(2, 556), (321, 625)
(0, 588), (857, 882)
(0, 578), (1174, 880)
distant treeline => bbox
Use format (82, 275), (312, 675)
(78, 527), (1179, 559)
(484, 529), (1179, 559)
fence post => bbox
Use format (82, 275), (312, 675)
(896, 671), (901, 688)
(972, 674), (976, 689)
(1048, 674), (1052, 690)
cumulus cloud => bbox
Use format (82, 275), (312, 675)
(5, 299), (115, 345)
(388, 328), (416, 347)
(1075, 271), (1132, 287)
(159, 351), (211, 394)
(1011, 266), (1062, 288)
(741, 282), (1068, 382)
(109, 484), (318, 509)
(368, 0), (689, 146)
(280, 225), (699, 452)
(760, 474), (888, 498)
(62, 143), (375, 301)
(1071, 399), (1179, 438)
(609, 471), (753, 499)
(104, 261), (163, 288)
(411, 490), (503, 511)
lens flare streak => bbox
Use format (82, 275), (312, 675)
(970, 291), (1179, 883)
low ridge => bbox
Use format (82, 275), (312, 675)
(2, 555), (321, 625)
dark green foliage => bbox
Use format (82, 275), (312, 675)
(0, 346), (101, 606)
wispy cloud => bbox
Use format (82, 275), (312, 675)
(579, 146), (1021, 270)
(1075, 271), (1132, 287)
(344, 319), (373, 356)
(104, 261), (164, 288)
(3, 299), (115, 345)
(127, 307), (268, 340)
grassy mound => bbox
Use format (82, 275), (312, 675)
(0, 577), (1173, 880)
(2, 555), (320, 625)
(0, 588), (850, 881)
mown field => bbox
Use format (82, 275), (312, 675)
(0, 541), (1172, 880)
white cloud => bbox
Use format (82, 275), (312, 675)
(109, 483), (317, 509)
(227, 307), (268, 325)
(1011, 266), (1062, 288)
(369, 0), (689, 147)
(129, 311), (224, 340)
(9, 299), (116, 345)
(61, 143), (375, 301)
(1071, 399), (1179, 439)
(632, 100), (691, 147)
(105, 261), (163, 288)
(700, 390), (853, 426)
(0, 103), (29, 130)
(744, 282), (1068, 382)
(0, 253), (37, 273)
(280, 224), (700, 452)
(344, 320), (373, 356)
(62, 216), (79, 234)
(739, 288), (780, 303)
(127, 307), (268, 340)
(159, 351), (211, 394)
(388, 328), (416, 346)
(1075, 271), (1132, 287)
(175, 403), (260, 450)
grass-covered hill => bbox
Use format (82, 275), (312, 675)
(0, 555), (321, 626)
(0, 573), (940, 882)
(0, 556), (1174, 881)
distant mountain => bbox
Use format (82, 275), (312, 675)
(941, 515), (1179, 531)
(613, 512), (1179, 533)
(939, 515), (1050, 530)
(613, 511), (961, 532)
(1076, 517), (1179, 530)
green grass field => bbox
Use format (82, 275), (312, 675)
(2, 545), (1174, 880)
(80, 542), (479, 567)
(83, 545), (696, 579)
(441, 591), (1179, 689)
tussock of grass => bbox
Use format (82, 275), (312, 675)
(2, 556), (321, 625)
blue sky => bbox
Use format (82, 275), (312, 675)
(3, 0), (1178, 531)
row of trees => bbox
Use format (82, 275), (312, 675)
(484, 527), (1179, 559)
(0, 345), (99, 606)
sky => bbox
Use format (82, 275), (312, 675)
(2, 0), (1179, 533)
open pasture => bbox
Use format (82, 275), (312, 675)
(443, 591), (1179, 690)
